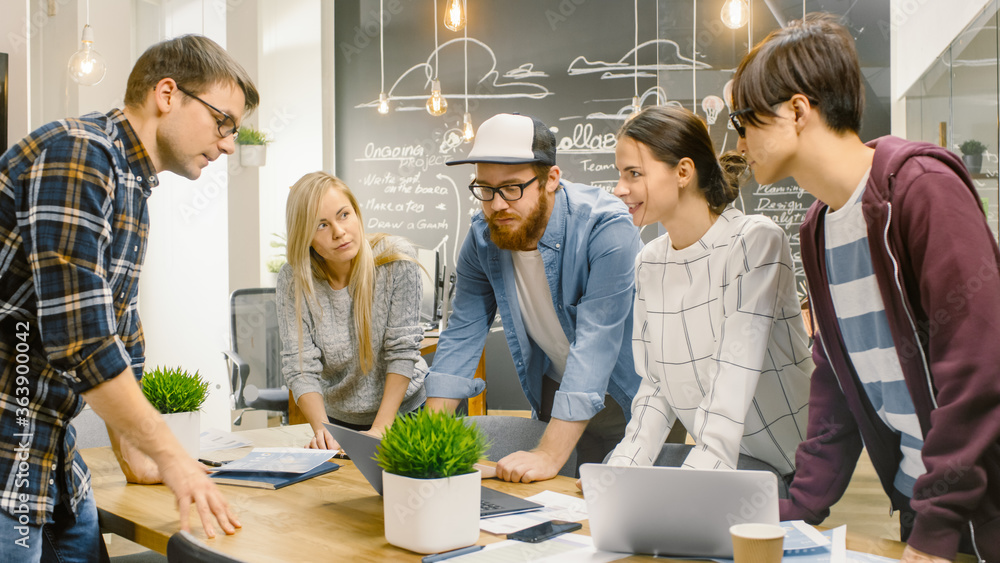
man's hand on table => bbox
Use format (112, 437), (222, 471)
(901, 545), (952, 563)
(158, 456), (241, 539)
(112, 433), (162, 484)
(495, 449), (560, 483)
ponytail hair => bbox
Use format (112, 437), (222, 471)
(617, 106), (749, 215)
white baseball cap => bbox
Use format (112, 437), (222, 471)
(447, 113), (556, 166)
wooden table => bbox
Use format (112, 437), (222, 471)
(287, 337), (488, 424)
(83, 425), (915, 562)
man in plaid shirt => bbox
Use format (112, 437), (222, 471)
(0, 35), (258, 562)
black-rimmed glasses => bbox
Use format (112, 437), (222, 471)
(469, 176), (538, 202)
(729, 97), (819, 138)
(176, 85), (239, 138)
(729, 108), (754, 138)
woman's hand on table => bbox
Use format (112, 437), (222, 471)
(306, 426), (341, 450)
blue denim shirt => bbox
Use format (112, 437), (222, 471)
(425, 181), (642, 421)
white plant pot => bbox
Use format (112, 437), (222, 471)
(239, 145), (267, 167)
(382, 469), (480, 554)
(162, 411), (200, 459)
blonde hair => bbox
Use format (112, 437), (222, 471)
(285, 172), (417, 373)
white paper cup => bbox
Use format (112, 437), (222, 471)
(729, 523), (785, 563)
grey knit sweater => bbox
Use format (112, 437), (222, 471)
(275, 236), (427, 425)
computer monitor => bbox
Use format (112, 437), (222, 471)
(416, 248), (444, 329)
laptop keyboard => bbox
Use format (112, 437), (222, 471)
(481, 500), (503, 512)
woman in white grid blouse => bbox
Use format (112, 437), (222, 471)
(607, 106), (813, 483)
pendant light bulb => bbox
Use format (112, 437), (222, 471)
(630, 96), (642, 117)
(462, 112), (475, 142)
(377, 92), (390, 115)
(721, 0), (750, 29)
(67, 25), (107, 86)
(426, 80), (448, 116)
(444, 0), (467, 32)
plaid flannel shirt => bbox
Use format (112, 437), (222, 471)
(0, 109), (156, 524)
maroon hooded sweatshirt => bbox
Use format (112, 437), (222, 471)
(782, 135), (1000, 561)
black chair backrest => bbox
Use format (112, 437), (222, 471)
(167, 530), (245, 563)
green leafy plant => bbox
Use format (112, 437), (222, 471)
(266, 233), (287, 273)
(960, 139), (986, 156)
(141, 366), (210, 414)
(235, 126), (272, 146)
(375, 410), (489, 479)
(266, 258), (286, 273)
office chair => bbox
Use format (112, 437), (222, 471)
(166, 531), (245, 563)
(465, 415), (577, 478)
(222, 288), (289, 426)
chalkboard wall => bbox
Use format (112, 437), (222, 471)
(334, 0), (890, 296)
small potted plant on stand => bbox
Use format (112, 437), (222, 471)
(375, 409), (489, 554)
(960, 139), (986, 175)
(141, 366), (210, 458)
(236, 126), (271, 167)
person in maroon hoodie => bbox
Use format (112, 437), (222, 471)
(729, 14), (999, 563)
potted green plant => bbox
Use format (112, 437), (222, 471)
(960, 139), (986, 175)
(375, 409), (489, 554)
(236, 126), (272, 167)
(141, 366), (210, 458)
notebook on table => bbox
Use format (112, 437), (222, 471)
(579, 463), (780, 558)
(211, 461), (340, 490)
(324, 422), (543, 518)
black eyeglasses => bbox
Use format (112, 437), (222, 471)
(729, 108), (754, 138)
(469, 176), (538, 202)
(729, 98), (819, 138)
(176, 85), (239, 138)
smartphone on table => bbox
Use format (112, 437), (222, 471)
(507, 520), (582, 543)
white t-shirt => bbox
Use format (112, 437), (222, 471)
(511, 249), (570, 382)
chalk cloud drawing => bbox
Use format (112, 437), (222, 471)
(567, 39), (711, 79)
(355, 37), (553, 112)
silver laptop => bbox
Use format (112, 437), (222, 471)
(324, 422), (543, 518)
(579, 463), (780, 557)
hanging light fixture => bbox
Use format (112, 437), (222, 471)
(628, 0), (640, 119)
(721, 0), (750, 29)
(427, 80), (448, 116)
(377, 0), (389, 114)
(461, 18), (474, 141)
(444, 0), (467, 32)
(463, 112), (475, 142)
(67, 0), (106, 86)
(426, 0), (448, 116)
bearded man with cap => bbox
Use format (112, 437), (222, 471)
(424, 113), (642, 483)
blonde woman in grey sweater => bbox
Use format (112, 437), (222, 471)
(276, 171), (427, 450)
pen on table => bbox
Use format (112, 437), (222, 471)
(198, 458), (224, 467)
(420, 544), (484, 563)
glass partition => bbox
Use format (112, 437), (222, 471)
(905, 1), (1000, 240)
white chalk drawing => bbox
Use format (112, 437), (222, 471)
(702, 95), (724, 125)
(556, 122), (618, 154)
(440, 127), (465, 153)
(355, 37), (553, 112)
(505, 63), (548, 79)
(567, 39), (711, 80)
(435, 173), (464, 268)
(584, 86), (677, 121)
